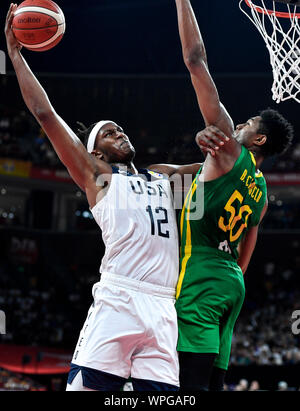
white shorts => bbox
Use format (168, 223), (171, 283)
(71, 272), (179, 387)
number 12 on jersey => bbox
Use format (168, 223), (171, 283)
(146, 206), (170, 238)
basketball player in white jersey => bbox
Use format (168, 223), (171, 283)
(5, 4), (216, 391)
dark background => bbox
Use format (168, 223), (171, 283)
(0, 0), (300, 391)
(1, 0), (272, 75)
(1, 0), (299, 153)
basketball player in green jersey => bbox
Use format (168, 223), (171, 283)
(170, 0), (294, 390)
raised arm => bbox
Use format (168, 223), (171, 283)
(149, 1), (239, 177)
(5, 4), (111, 207)
(175, 0), (234, 139)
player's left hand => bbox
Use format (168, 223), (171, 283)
(195, 126), (229, 157)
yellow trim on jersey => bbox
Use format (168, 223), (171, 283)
(255, 171), (263, 178)
(176, 178), (198, 300)
(180, 179), (196, 237)
(249, 151), (256, 166)
(179, 178), (197, 259)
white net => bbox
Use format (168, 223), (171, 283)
(239, 0), (300, 103)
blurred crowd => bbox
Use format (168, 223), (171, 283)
(0, 107), (62, 169)
(0, 231), (299, 367)
(231, 289), (300, 367)
(264, 202), (300, 230)
(122, 377), (299, 391)
(0, 231), (299, 391)
(1, 108), (300, 231)
(230, 248), (300, 368)
(0, 367), (46, 391)
(0, 258), (98, 349)
(1, 107), (300, 391)
(1, 107), (300, 172)
(224, 378), (299, 391)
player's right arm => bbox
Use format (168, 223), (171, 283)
(237, 199), (268, 275)
(5, 4), (111, 207)
(175, 0), (239, 156)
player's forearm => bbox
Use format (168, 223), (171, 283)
(237, 246), (250, 275)
(9, 50), (96, 190)
(9, 50), (54, 120)
(237, 253), (251, 275)
(175, 0), (207, 68)
(237, 227), (258, 275)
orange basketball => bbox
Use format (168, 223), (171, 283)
(12, 0), (66, 52)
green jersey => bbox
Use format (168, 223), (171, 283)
(175, 146), (267, 369)
(177, 146), (267, 299)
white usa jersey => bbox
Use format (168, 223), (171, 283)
(90, 167), (179, 289)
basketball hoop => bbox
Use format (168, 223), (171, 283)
(240, 0), (300, 103)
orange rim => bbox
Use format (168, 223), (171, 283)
(245, 0), (300, 18)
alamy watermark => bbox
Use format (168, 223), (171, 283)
(0, 310), (6, 335)
(291, 310), (300, 335)
(0, 50), (6, 75)
(95, 171), (205, 221)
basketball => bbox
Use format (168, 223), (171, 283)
(12, 0), (65, 52)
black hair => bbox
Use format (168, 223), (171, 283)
(257, 108), (294, 157)
(76, 121), (97, 147)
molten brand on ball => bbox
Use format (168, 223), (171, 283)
(12, 0), (65, 52)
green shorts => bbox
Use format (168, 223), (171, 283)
(175, 248), (245, 370)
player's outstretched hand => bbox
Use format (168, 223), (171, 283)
(5, 3), (22, 57)
(195, 126), (229, 157)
